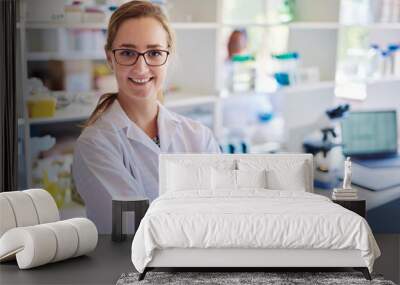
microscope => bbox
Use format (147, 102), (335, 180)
(301, 104), (350, 189)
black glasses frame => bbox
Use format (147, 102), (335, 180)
(111, 48), (170, 66)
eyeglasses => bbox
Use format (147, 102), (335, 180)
(112, 48), (170, 66)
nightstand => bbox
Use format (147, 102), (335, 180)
(332, 199), (366, 218)
(112, 198), (149, 242)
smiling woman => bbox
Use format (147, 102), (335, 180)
(72, 0), (221, 234)
(84, 2), (175, 128)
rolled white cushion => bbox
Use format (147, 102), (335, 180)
(0, 192), (39, 227)
(24, 189), (59, 224)
(42, 221), (79, 262)
(64, 218), (98, 257)
(0, 196), (17, 237)
(0, 226), (57, 269)
(0, 218), (98, 269)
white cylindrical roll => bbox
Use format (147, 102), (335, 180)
(64, 218), (98, 257)
(17, 226), (57, 269)
(1, 192), (39, 227)
(0, 226), (57, 269)
(24, 189), (60, 224)
(0, 227), (23, 262)
(43, 221), (79, 262)
(0, 196), (17, 237)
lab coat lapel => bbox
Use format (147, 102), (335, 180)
(157, 103), (180, 152)
(126, 123), (160, 154)
(104, 99), (161, 154)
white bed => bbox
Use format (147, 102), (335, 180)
(131, 154), (380, 280)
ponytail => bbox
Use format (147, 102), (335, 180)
(83, 92), (118, 128)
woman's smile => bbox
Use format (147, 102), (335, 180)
(128, 76), (154, 85)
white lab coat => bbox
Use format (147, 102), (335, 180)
(72, 99), (220, 233)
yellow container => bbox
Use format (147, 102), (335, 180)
(27, 97), (56, 118)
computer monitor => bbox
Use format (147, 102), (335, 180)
(341, 110), (398, 158)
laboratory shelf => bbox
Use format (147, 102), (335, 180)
(288, 22), (340, 29)
(222, 21), (400, 30)
(171, 22), (219, 29)
(222, 22), (285, 28)
(367, 23), (400, 29)
(22, 21), (108, 29)
(279, 81), (336, 93)
(19, 21), (219, 30)
(164, 93), (219, 109)
(28, 102), (97, 125)
(337, 76), (400, 86)
(365, 76), (400, 85)
(21, 21), (400, 31)
(27, 52), (106, 61)
(27, 94), (218, 125)
(222, 21), (340, 29)
(341, 23), (400, 29)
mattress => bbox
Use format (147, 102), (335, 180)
(131, 190), (380, 273)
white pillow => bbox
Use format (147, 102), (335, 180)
(266, 161), (307, 191)
(236, 169), (267, 189)
(167, 163), (212, 191)
(212, 168), (236, 190)
(238, 159), (308, 191)
(211, 168), (268, 191)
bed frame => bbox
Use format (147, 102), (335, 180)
(139, 248), (371, 280)
(138, 154), (372, 281)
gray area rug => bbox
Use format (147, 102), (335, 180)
(116, 271), (396, 285)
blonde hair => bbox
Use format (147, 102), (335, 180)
(84, 0), (175, 127)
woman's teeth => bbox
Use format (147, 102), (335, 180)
(130, 78), (151, 84)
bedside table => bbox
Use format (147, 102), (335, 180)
(112, 198), (149, 242)
(332, 199), (366, 218)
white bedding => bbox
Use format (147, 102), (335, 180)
(131, 190), (380, 273)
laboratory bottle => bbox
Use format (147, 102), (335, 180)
(379, 51), (391, 76)
(367, 44), (380, 78)
(229, 54), (256, 93)
(251, 112), (274, 145)
(271, 52), (299, 86)
(395, 47), (400, 76)
(388, 44), (399, 75)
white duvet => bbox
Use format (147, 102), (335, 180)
(131, 190), (380, 273)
